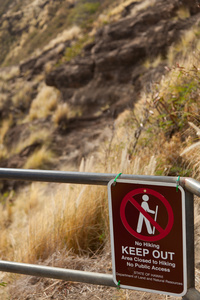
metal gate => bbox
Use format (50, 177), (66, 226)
(0, 168), (199, 299)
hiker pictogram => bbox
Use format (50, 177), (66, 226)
(120, 188), (174, 242)
(136, 194), (158, 234)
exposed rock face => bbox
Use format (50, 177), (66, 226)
(46, 58), (95, 89)
(20, 42), (68, 75)
(45, 0), (200, 116)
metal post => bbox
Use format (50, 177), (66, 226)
(182, 190), (200, 300)
(185, 190), (195, 289)
(183, 288), (200, 300)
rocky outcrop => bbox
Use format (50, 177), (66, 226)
(46, 58), (95, 89)
(20, 42), (69, 75)
(45, 0), (200, 117)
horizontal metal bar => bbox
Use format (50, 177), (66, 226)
(0, 168), (178, 185)
(0, 168), (200, 197)
(182, 178), (200, 198)
(0, 260), (116, 287)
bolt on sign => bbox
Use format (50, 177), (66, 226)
(107, 179), (187, 297)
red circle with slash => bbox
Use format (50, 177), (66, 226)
(120, 188), (174, 242)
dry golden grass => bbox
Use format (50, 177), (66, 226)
(12, 82), (33, 109)
(130, 0), (156, 17)
(0, 116), (13, 144)
(53, 102), (82, 127)
(43, 26), (81, 52)
(53, 103), (71, 126)
(105, 0), (155, 23)
(108, 0), (142, 19)
(0, 161), (108, 262)
(0, 117), (13, 160)
(144, 55), (162, 69)
(25, 85), (60, 122)
(176, 6), (190, 20)
(44, 61), (55, 74)
(13, 128), (52, 155)
(167, 26), (199, 66)
(0, 66), (20, 81)
(23, 146), (55, 170)
(180, 136), (200, 179)
(91, 0), (149, 34)
(0, 145), (7, 161)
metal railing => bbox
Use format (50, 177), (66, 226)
(0, 168), (200, 299)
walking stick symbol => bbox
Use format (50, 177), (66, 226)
(152, 205), (158, 234)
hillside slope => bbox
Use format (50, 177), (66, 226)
(0, 0), (200, 299)
(0, 0), (200, 185)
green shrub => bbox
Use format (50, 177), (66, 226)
(146, 64), (200, 140)
(64, 35), (94, 62)
(68, 1), (101, 28)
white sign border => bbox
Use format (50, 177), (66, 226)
(107, 179), (187, 297)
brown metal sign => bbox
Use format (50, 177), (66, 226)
(108, 179), (187, 296)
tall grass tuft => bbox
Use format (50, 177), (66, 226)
(23, 146), (55, 170)
(26, 85), (60, 122)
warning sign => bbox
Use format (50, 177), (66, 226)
(108, 179), (187, 297)
(120, 188), (174, 242)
